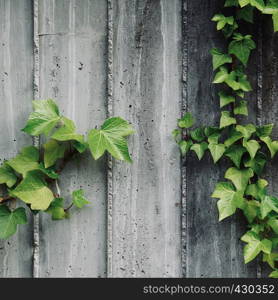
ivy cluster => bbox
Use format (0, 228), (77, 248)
(173, 0), (278, 277)
(0, 99), (133, 239)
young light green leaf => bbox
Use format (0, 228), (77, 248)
(46, 198), (66, 220)
(0, 206), (27, 239)
(43, 139), (67, 168)
(273, 13), (278, 32)
(243, 138), (260, 159)
(268, 218), (278, 234)
(239, 0), (250, 7)
(260, 136), (278, 158)
(51, 117), (84, 143)
(208, 133), (221, 144)
(179, 140), (193, 156)
(212, 182), (244, 221)
(213, 66), (229, 83)
(218, 91), (235, 108)
(190, 142), (208, 160)
(225, 167), (253, 191)
(225, 145), (247, 168)
(22, 99), (61, 136)
(6, 146), (40, 177)
(260, 195), (278, 218)
(236, 124), (256, 139)
(250, 0), (265, 11)
(242, 200), (260, 223)
(234, 100), (248, 115)
(220, 111), (237, 128)
(72, 189), (90, 209)
(88, 117), (134, 162)
(245, 178), (268, 199)
(212, 14), (235, 30)
(210, 48), (232, 70)
(10, 170), (54, 211)
(208, 143), (226, 163)
(256, 124), (274, 137)
(178, 112), (195, 129)
(0, 163), (17, 188)
(269, 270), (278, 278)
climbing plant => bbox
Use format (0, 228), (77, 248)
(173, 0), (278, 278)
(0, 99), (133, 239)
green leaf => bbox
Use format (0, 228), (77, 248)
(256, 124), (274, 137)
(237, 5), (254, 23)
(0, 206), (27, 239)
(190, 128), (205, 142)
(244, 152), (266, 175)
(178, 112), (195, 129)
(225, 167), (253, 191)
(208, 143), (226, 163)
(220, 111), (237, 129)
(51, 117), (84, 143)
(225, 0), (239, 6)
(22, 99), (61, 136)
(225, 145), (246, 168)
(243, 139), (260, 159)
(38, 163), (59, 180)
(260, 195), (278, 218)
(204, 126), (220, 137)
(234, 100), (248, 116)
(242, 200), (260, 223)
(245, 178), (268, 199)
(46, 198), (66, 220)
(190, 142), (208, 160)
(10, 170), (54, 210)
(172, 129), (182, 142)
(218, 91), (235, 108)
(239, 0), (250, 7)
(210, 48), (232, 70)
(213, 66), (229, 83)
(224, 128), (243, 147)
(212, 182), (244, 221)
(268, 218), (278, 234)
(72, 189), (90, 209)
(260, 136), (278, 158)
(88, 117), (134, 162)
(241, 231), (271, 263)
(212, 14), (235, 30)
(0, 163), (17, 188)
(273, 13), (278, 32)
(250, 0), (265, 11)
(43, 139), (66, 168)
(72, 140), (88, 153)
(228, 34), (256, 66)
(179, 140), (193, 156)
(6, 146), (40, 177)
(269, 270), (278, 278)
(208, 133), (221, 144)
(236, 124), (256, 139)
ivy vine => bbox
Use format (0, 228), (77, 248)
(173, 0), (278, 278)
(0, 99), (133, 239)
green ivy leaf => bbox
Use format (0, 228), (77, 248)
(241, 231), (272, 263)
(213, 66), (229, 83)
(245, 178), (268, 199)
(244, 152), (267, 175)
(172, 129), (182, 142)
(243, 138), (260, 159)
(260, 195), (278, 218)
(10, 170), (54, 211)
(239, 0), (250, 7)
(220, 111), (237, 128)
(178, 112), (195, 129)
(256, 124), (274, 137)
(208, 133), (221, 144)
(237, 5), (254, 23)
(260, 136), (278, 158)
(88, 117), (134, 162)
(269, 270), (278, 278)
(242, 199), (260, 223)
(190, 142), (208, 160)
(235, 124), (256, 139)
(22, 99), (61, 136)
(228, 34), (256, 66)
(212, 182), (244, 221)
(212, 14), (235, 30)
(210, 48), (232, 70)
(179, 140), (193, 156)
(72, 189), (90, 209)
(273, 13), (278, 32)
(204, 126), (220, 137)
(208, 143), (226, 163)
(225, 0), (239, 7)
(234, 100), (248, 115)
(250, 0), (265, 11)
(225, 145), (247, 168)
(6, 146), (40, 177)
(0, 206), (27, 239)
(224, 128), (243, 147)
(190, 128), (205, 142)
(46, 198), (66, 220)
(225, 167), (253, 191)
(43, 139), (67, 168)
(218, 91), (235, 108)
(268, 218), (278, 234)
(0, 163), (17, 188)
(263, 252), (278, 269)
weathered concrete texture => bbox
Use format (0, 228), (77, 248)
(0, 0), (34, 277)
(109, 0), (182, 277)
(184, 0), (258, 277)
(38, 0), (108, 277)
